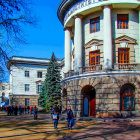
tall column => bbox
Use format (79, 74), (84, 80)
(64, 28), (71, 73)
(71, 39), (74, 70)
(139, 9), (140, 62)
(74, 15), (82, 73)
(103, 5), (112, 69)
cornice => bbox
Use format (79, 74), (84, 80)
(61, 71), (140, 83)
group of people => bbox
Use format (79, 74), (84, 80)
(0, 106), (38, 119)
(1, 105), (74, 128)
(51, 106), (74, 129)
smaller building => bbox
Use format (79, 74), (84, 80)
(0, 83), (10, 107)
(8, 56), (63, 107)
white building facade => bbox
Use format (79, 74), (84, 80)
(57, 0), (140, 117)
(8, 56), (63, 107)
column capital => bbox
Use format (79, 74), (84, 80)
(74, 14), (83, 19)
(102, 5), (112, 10)
(64, 27), (72, 31)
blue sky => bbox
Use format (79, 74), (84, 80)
(11, 0), (64, 59)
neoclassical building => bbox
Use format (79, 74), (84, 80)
(8, 56), (64, 107)
(57, 0), (140, 117)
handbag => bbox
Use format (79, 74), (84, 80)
(53, 114), (57, 120)
(71, 119), (75, 127)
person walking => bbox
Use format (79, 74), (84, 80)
(30, 106), (33, 114)
(67, 106), (74, 130)
(51, 106), (59, 129)
(27, 106), (30, 114)
(33, 106), (38, 120)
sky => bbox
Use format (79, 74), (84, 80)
(11, 0), (64, 59)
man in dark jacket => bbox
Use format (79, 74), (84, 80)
(67, 106), (74, 129)
(33, 106), (38, 120)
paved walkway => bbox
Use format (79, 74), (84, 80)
(0, 111), (140, 140)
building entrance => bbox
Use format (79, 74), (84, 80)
(82, 85), (96, 117)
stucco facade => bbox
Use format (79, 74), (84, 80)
(58, 0), (140, 118)
(8, 56), (63, 107)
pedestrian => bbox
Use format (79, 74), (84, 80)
(30, 106), (33, 114)
(33, 106), (38, 120)
(14, 106), (18, 116)
(66, 106), (74, 130)
(27, 106), (30, 114)
(24, 106), (27, 114)
(19, 106), (22, 115)
(51, 106), (59, 129)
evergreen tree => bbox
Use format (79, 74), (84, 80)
(39, 53), (61, 111)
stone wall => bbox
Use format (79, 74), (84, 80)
(62, 74), (140, 118)
(9, 95), (40, 108)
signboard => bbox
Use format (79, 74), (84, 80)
(64, 0), (104, 24)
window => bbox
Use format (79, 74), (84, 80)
(25, 71), (29, 77)
(38, 99), (41, 106)
(2, 86), (5, 90)
(25, 98), (30, 106)
(90, 17), (100, 33)
(37, 71), (42, 78)
(117, 14), (128, 29)
(38, 85), (42, 93)
(25, 84), (29, 91)
(118, 48), (129, 63)
(120, 85), (135, 111)
(89, 50), (100, 65)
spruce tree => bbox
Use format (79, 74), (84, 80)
(39, 53), (61, 111)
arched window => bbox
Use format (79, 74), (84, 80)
(120, 85), (135, 111)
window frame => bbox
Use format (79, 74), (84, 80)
(90, 16), (100, 33)
(37, 71), (42, 78)
(89, 50), (100, 66)
(37, 85), (42, 93)
(25, 84), (30, 92)
(118, 48), (130, 64)
(120, 85), (135, 111)
(25, 98), (30, 106)
(117, 14), (129, 29)
(38, 99), (41, 106)
(25, 71), (29, 77)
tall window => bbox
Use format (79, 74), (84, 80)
(118, 48), (129, 63)
(90, 17), (100, 33)
(25, 84), (29, 91)
(89, 50), (100, 66)
(38, 85), (42, 93)
(117, 14), (128, 29)
(25, 98), (30, 106)
(25, 71), (29, 77)
(37, 71), (42, 78)
(120, 85), (135, 111)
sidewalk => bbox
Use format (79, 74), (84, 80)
(0, 111), (140, 140)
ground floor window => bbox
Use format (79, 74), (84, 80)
(120, 84), (135, 111)
(38, 99), (41, 106)
(25, 98), (30, 106)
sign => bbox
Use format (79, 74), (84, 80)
(64, 0), (104, 24)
